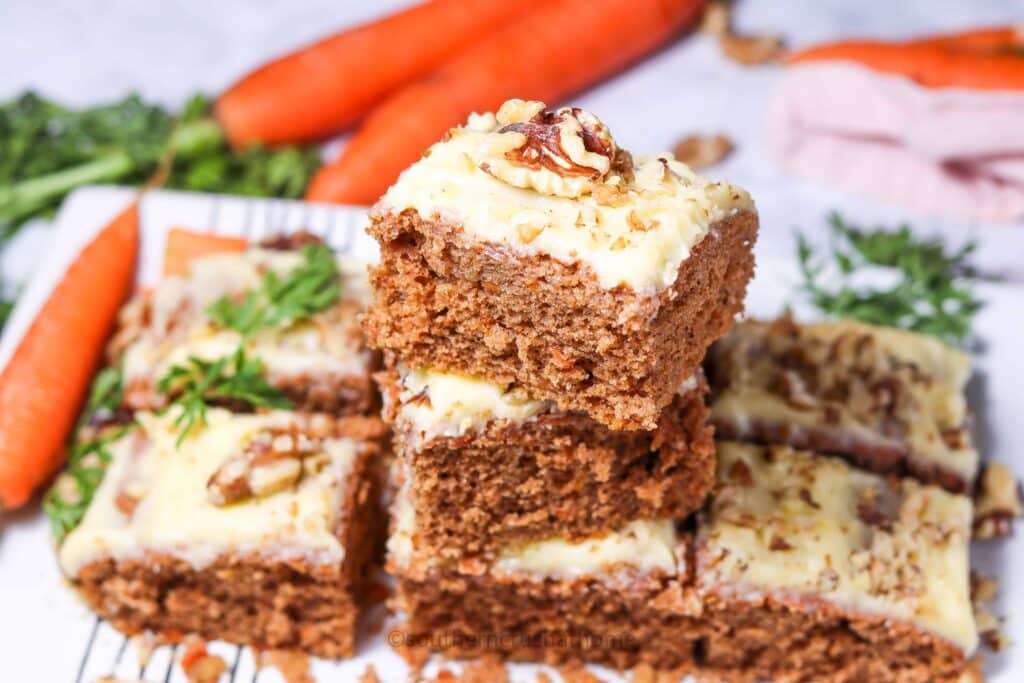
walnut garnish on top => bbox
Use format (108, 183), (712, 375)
(206, 416), (336, 506)
(470, 99), (631, 198)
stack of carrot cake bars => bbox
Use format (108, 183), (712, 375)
(49, 234), (386, 658)
(368, 99), (982, 682)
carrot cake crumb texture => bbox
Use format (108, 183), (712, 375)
(379, 98), (753, 293)
(707, 317), (979, 491)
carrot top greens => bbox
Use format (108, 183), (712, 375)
(795, 212), (983, 347)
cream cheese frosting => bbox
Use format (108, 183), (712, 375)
(378, 99), (753, 293)
(122, 249), (373, 395)
(59, 409), (358, 576)
(390, 365), (552, 446)
(709, 318), (978, 485)
(387, 469), (680, 579)
(699, 442), (978, 654)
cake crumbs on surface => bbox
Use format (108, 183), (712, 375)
(557, 663), (607, 683)
(973, 461), (1023, 540)
(132, 633), (159, 669)
(358, 664), (381, 683)
(259, 650), (314, 683)
(458, 655), (510, 683)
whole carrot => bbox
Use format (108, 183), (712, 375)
(0, 202), (138, 509)
(216, 0), (545, 147)
(913, 25), (1023, 53)
(786, 41), (1024, 91)
(305, 0), (707, 206)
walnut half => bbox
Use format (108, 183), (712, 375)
(473, 100), (628, 198)
(207, 428), (325, 506)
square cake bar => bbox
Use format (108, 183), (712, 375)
(706, 317), (979, 492)
(387, 442), (978, 681)
(379, 361), (714, 559)
(58, 409), (387, 658)
(365, 99), (757, 430)
(696, 441), (977, 682)
(116, 235), (378, 416)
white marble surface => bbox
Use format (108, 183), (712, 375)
(3, 0), (1024, 287)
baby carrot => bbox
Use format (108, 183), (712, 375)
(215, 0), (545, 147)
(305, 0), (707, 205)
(0, 202), (139, 509)
(163, 227), (248, 277)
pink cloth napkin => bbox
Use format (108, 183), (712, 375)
(766, 62), (1024, 222)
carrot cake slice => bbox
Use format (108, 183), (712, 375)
(364, 98), (757, 430)
(116, 235), (377, 416)
(706, 317), (979, 492)
(379, 360), (714, 558)
(386, 470), (700, 670)
(387, 444), (978, 681)
(57, 408), (387, 658)
(696, 441), (977, 683)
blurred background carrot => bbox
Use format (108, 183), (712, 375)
(305, 0), (708, 205)
(216, 0), (546, 146)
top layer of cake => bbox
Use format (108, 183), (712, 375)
(698, 441), (977, 654)
(708, 317), (978, 486)
(377, 99), (753, 292)
(120, 248), (373, 402)
(59, 408), (362, 576)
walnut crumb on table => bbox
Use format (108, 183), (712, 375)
(701, 1), (785, 65)
(671, 134), (734, 169)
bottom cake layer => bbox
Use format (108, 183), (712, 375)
(388, 442), (978, 681)
(58, 410), (388, 658)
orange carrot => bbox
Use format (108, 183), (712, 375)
(305, 0), (707, 206)
(913, 26), (1023, 53)
(0, 202), (139, 509)
(786, 40), (1024, 91)
(163, 227), (248, 277)
(215, 0), (545, 147)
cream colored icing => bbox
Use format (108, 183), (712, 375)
(709, 318), (978, 484)
(392, 366), (552, 445)
(59, 409), (357, 575)
(122, 249), (372, 392)
(699, 442), (978, 654)
(379, 99), (753, 293)
(387, 468), (679, 578)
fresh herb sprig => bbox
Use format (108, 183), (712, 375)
(157, 348), (292, 446)
(0, 92), (321, 243)
(43, 366), (134, 542)
(207, 243), (340, 337)
(795, 212), (983, 346)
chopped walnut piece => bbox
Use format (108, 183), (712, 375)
(702, 1), (785, 65)
(671, 134), (734, 170)
(728, 459), (754, 486)
(459, 655), (510, 683)
(207, 424), (327, 506)
(973, 462), (1023, 539)
(769, 535), (794, 551)
(475, 100), (624, 198)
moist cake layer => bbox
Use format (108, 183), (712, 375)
(380, 99), (753, 293)
(707, 317), (978, 491)
(60, 409), (363, 575)
(389, 443), (978, 681)
(118, 246), (376, 414)
(698, 441), (977, 656)
(380, 364), (715, 557)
